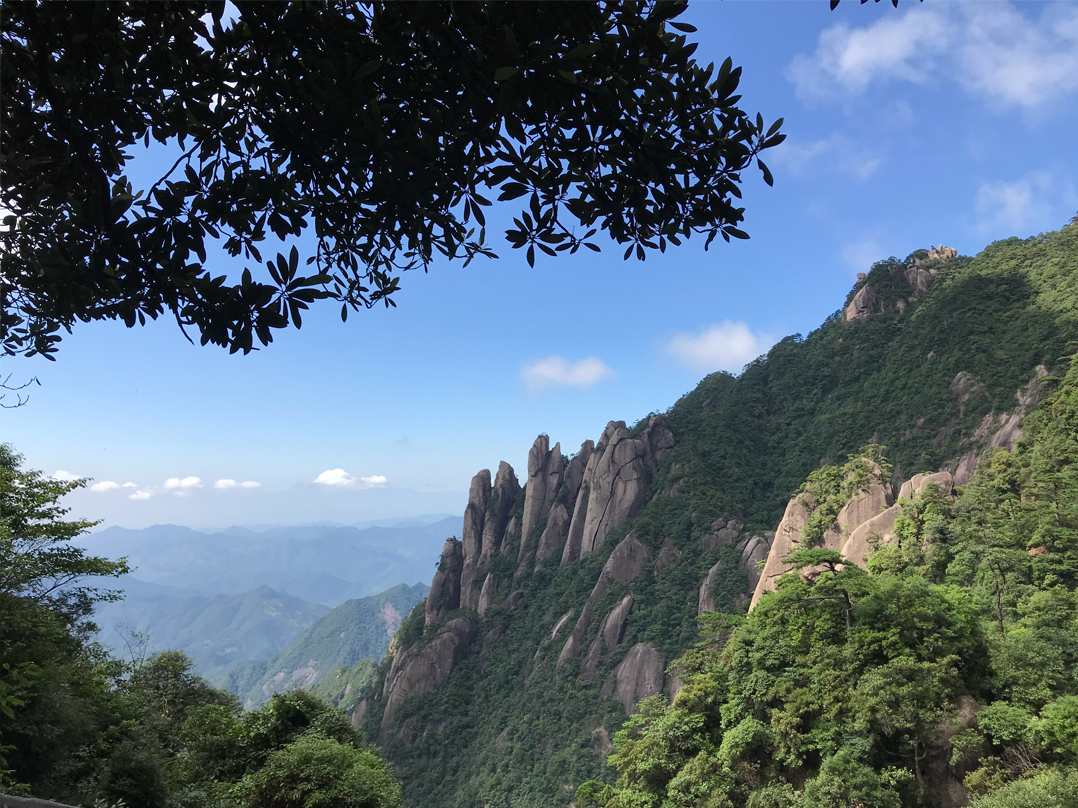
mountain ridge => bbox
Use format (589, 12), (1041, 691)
(352, 224), (1078, 807)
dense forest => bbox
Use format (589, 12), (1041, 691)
(2, 226), (1076, 807)
(584, 356), (1078, 807)
(358, 226), (1077, 807)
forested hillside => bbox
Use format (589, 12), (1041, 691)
(219, 582), (428, 708)
(357, 225), (1078, 807)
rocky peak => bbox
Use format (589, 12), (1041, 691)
(560, 417), (672, 565)
(844, 244), (957, 323)
(425, 538), (464, 626)
(521, 436), (565, 545)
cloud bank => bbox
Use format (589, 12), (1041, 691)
(665, 322), (777, 375)
(313, 469), (388, 489)
(520, 356), (615, 394)
(789, 3), (1078, 110)
(214, 479), (261, 489)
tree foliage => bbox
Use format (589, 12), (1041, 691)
(585, 358), (1078, 807)
(1, 0), (783, 358)
(0, 448), (402, 807)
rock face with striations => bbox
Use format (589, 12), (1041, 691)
(377, 416), (673, 739)
(561, 417), (673, 565)
(380, 617), (476, 733)
(459, 464), (521, 612)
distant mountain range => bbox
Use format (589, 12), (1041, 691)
(215, 582), (428, 708)
(88, 516), (457, 682)
(82, 515), (461, 606)
(93, 581), (331, 675)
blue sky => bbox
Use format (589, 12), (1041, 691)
(4, 0), (1077, 529)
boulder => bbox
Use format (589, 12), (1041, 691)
(601, 643), (665, 715)
(425, 538), (463, 626)
(843, 284), (878, 322)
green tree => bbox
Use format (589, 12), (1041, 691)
(2, 1), (783, 358)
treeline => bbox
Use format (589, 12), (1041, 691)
(0, 444), (401, 808)
(581, 359), (1078, 807)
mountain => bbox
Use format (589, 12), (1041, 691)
(349, 226), (1078, 806)
(80, 516), (461, 606)
(218, 582), (429, 708)
(92, 580), (330, 676)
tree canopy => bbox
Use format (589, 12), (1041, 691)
(1, 0), (784, 358)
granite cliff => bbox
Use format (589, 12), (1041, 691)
(354, 227), (1078, 807)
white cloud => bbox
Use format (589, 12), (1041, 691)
(51, 470), (81, 482)
(789, 3), (1078, 110)
(214, 478), (261, 489)
(665, 322), (777, 374)
(957, 4), (1078, 109)
(520, 356), (615, 394)
(128, 490), (153, 501)
(313, 469), (387, 489)
(123, 482), (137, 488)
(788, 8), (949, 99)
(770, 134), (882, 181)
(90, 481), (121, 493)
(164, 476), (203, 490)
(975, 171), (1076, 234)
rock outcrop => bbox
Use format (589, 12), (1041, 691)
(843, 283), (879, 322)
(844, 244), (957, 323)
(381, 617), (476, 732)
(653, 538), (681, 578)
(601, 643), (665, 715)
(459, 470), (491, 611)
(382, 417), (671, 738)
(521, 436), (564, 546)
(580, 593), (634, 681)
(460, 464), (521, 611)
(750, 465), (965, 608)
(558, 531), (650, 668)
(952, 366), (1050, 485)
(426, 539), (463, 626)
(751, 465), (894, 609)
(561, 417), (672, 565)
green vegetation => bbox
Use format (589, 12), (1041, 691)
(311, 659), (378, 716)
(0, 445), (402, 807)
(220, 582), (427, 708)
(361, 225), (1078, 807)
(584, 357), (1078, 807)
(3, 1), (780, 357)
